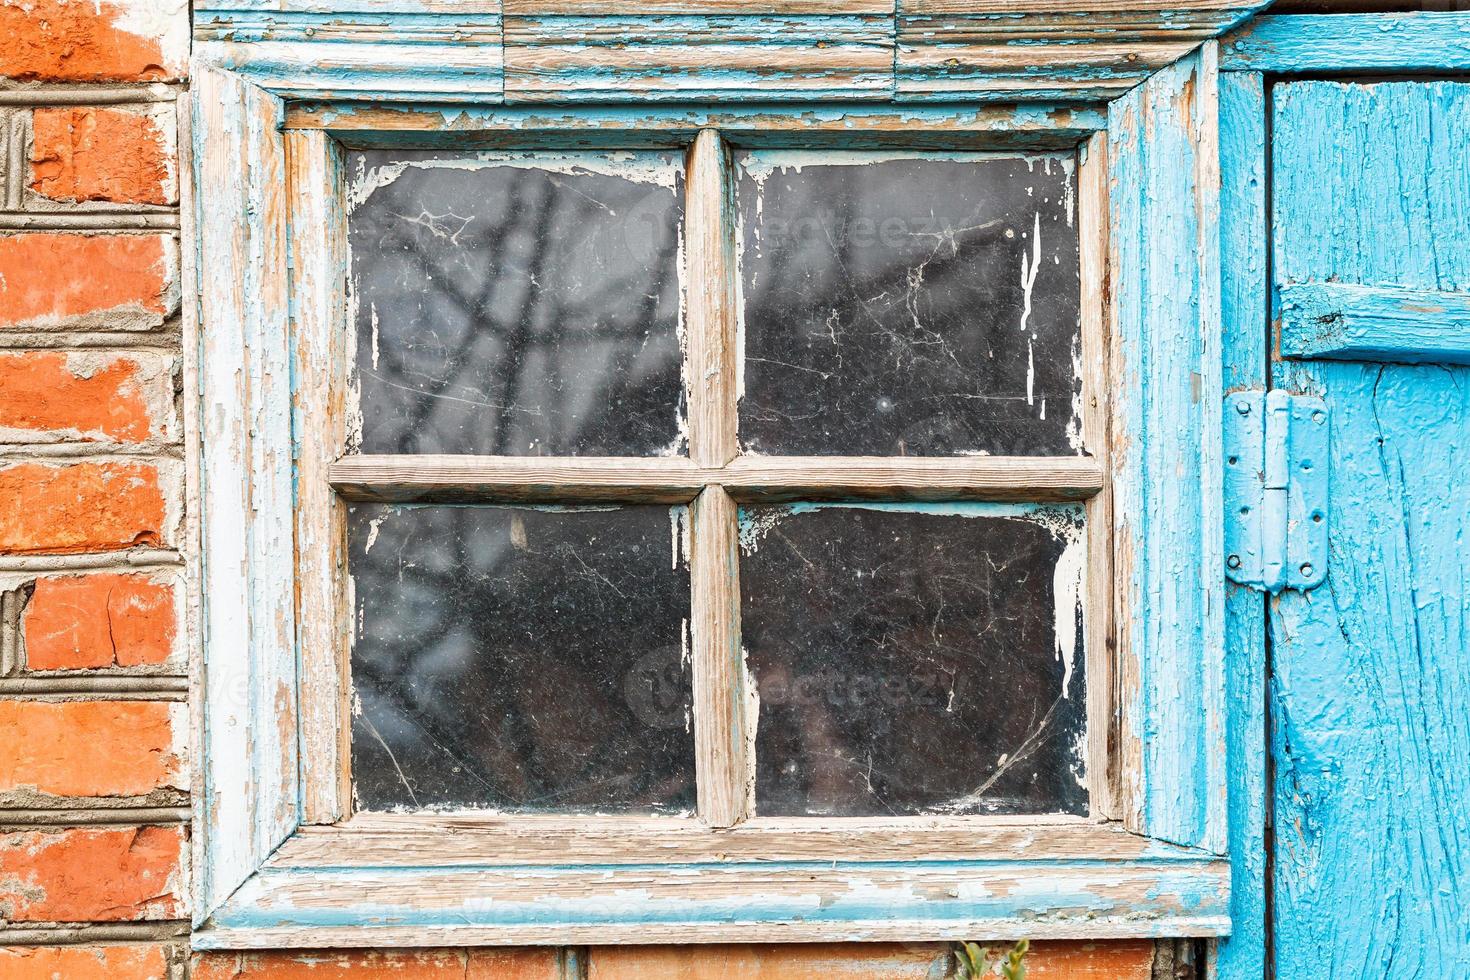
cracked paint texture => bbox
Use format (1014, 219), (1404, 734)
(1269, 78), (1470, 977)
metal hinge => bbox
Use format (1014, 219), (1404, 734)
(1224, 390), (1330, 594)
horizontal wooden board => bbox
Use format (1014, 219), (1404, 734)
(199, 835), (1230, 946)
(1221, 12), (1470, 72)
(193, 38), (505, 102)
(278, 815), (1174, 866)
(503, 16), (895, 103)
(328, 455), (1104, 503)
(197, 3), (1269, 104)
(722, 456), (1105, 501)
(330, 456), (707, 502)
(1280, 281), (1470, 366)
(506, 0), (895, 13)
(285, 103), (1107, 150)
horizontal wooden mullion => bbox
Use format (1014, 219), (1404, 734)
(329, 456), (707, 503)
(329, 455), (1105, 503)
(721, 455), (1105, 502)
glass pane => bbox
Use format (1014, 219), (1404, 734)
(736, 151), (1082, 457)
(349, 503), (694, 813)
(349, 150), (686, 457)
(739, 503), (1087, 817)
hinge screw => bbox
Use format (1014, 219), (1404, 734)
(1300, 563), (1314, 577)
(1227, 555), (1242, 569)
(1236, 401), (1252, 415)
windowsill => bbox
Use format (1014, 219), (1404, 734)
(193, 817), (1229, 948)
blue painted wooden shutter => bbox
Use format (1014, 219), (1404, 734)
(1269, 79), (1470, 977)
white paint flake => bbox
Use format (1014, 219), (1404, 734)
(1020, 212), (1042, 407)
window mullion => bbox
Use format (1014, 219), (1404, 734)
(690, 485), (752, 827)
(684, 128), (738, 468)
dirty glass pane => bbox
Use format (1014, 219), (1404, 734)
(349, 150), (686, 457)
(739, 504), (1087, 817)
(349, 503), (694, 813)
(736, 151), (1082, 457)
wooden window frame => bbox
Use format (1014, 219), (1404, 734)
(186, 2), (1247, 949)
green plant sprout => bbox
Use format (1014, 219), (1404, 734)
(952, 939), (1030, 979)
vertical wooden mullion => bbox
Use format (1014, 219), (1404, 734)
(685, 128), (738, 468)
(691, 486), (750, 826)
(685, 128), (750, 826)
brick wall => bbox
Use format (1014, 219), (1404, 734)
(0, 4), (1174, 978)
(0, 2), (189, 977)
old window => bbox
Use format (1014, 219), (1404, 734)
(336, 139), (1101, 826)
(190, 8), (1231, 945)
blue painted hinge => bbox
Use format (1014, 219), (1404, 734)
(1223, 390), (1330, 593)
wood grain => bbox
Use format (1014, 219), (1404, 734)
(721, 456), (1105, 502)
(1106, 47), (1226, 852)
(201, 842), (1231, 947)
(690, 487), (751, 827)
(285, 130), (352, 826)
(280, 814), (1157, 866)
(1077, 131), (1118, 821)
(685, 130), (738, 469)
(191, 66), (300, 924)
(329, 456), (709, 503)
(1268, 77), (1470, 979)
(284, 103), (1106, 148)
(502, 15), (894, 104)
(328, 455), (1106, 503)
(1278, 280), (1470, 365)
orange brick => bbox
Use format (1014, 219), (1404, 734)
(0, 233), (176, 330)
(0, 701), (184, 797)
(0, 944), (171, 980)
(587, 941), (1155, 979)
(0, 0), (187, 83)
(0, 825), (186, 921)
(0, 461), (169, 555)
(193, 949), (562, 979)
(23, 573), (176, 670)
(0, 352), (170, 443)
(30, 106), (173, 205)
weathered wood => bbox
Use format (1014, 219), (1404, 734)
(280, 814), (1184, 866)
(285, 103), (1107, 147)
(690, 487), (751, 827)
(1106, 46), (1226, 853)
(1269, 78), (1470, 978)
(1278, 281), (1470, 366)
(685, 130), (738, 468)
(190, 66), (300, 924)
(285, 130), (352, 825)
(199, 843), (1231, 946)
(502, 15), (894, 103)
(1076, 131), (1117, 822)
(896, 22), (1196, 103)
(328, 455), (1105, 503)
(721, 457), (1105, 502)
(197, 3), (1269, 105)
(330, 456), (709, 503)
(1221, 12), (1470, 73)
(1215, 67), (1268, 980)
(193, 11), (504, 102)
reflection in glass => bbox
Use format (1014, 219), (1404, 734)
(349, 504), (695, 813)
(736, 152), (1082, 457)
(349, 150), (686, 457)
(739, 503), (1088, 817)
